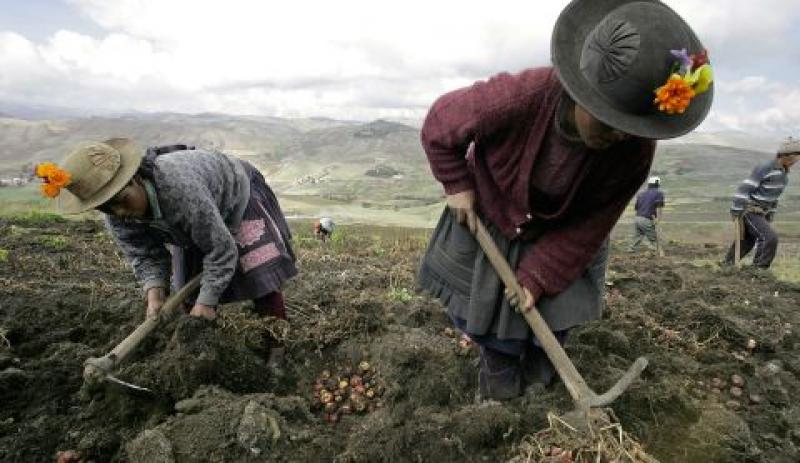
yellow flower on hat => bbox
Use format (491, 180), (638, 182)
(686, 64), (713, 94)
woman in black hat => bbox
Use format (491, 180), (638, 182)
(417, 0), (713, 400)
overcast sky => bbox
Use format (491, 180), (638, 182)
(1, 0), (799, 134)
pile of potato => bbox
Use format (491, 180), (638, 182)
(312, 360), (385, 423)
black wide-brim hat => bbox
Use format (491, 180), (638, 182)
(552, 0), (713, 140)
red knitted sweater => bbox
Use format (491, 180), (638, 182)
(421, 67), (655, 300)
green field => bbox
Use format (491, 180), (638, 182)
(0, 184), (57, 215)
(4, 174), (798, 282)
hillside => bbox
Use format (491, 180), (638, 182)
(1, 113), (798, 229)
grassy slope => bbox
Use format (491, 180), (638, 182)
(2, 113), (798, 279)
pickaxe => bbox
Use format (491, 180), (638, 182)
(471, 218), (648, 427)
(83, 275), (202, 393)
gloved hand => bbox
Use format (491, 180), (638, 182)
(446, 190), (478, 233)
(504, 285), (534, 312)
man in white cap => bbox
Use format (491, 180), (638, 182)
(724, 137), (800, 268)
(629, 176), (665, 252)
(314, 217), (335, 241)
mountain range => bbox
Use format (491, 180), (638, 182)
(0, 109), (795, 227)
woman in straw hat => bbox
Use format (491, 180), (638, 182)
(417, 0), (713, 400)
(35, 140), (297, 366)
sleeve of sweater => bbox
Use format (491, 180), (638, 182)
(515, 143), (654, 300)
(420, 69), (548, 194)
(731, 164), (767, 214)
(104, 215), (171, 294)
(179, 183), (239, 307)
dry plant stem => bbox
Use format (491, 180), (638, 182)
(519, 409), (658, 462)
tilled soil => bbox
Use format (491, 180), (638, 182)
(1, 217), (799, 462)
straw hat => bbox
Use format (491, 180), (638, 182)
(58, 138), (143, 213)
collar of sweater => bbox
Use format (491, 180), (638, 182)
(143, 178), (162, 220)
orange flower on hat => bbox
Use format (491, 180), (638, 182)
(34, 162), (72, 198)
(46, 168), (71, 188)
(35, 162), (58, 178)
(654, 49), (714, 115)
(654, 74), (695, 115)
(41, 182), (61, 198)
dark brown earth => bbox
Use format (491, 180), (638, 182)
(1, 215), (799, 462)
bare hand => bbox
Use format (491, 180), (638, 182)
(504, 286), (534, 312)
(446, 190), (478, 233)
(146, 287), (165, 319)
(189, 303), (217, 321)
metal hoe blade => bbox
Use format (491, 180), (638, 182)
(105, 374), (152, 394)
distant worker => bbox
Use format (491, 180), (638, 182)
(314, 217), (335, 241)
(628, 176), (665, 253)
(724, 137), (800, 268)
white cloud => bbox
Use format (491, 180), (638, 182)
(700, 76), (800, 133)
(0, 0), (798, 134)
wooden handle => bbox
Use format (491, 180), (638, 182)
(733, 217), (741, 266)
(107, 275), (202, 367)
(472, 219), (594, 404)
(473, 218), (648, 408)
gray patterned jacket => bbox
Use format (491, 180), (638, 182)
(105, 149), (250, 306)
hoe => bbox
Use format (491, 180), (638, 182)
(82, 275), (202, 393)
(471, 218), (648, 427)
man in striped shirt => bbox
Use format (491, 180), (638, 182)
(724, 137), (800, 268)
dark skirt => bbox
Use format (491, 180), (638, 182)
(171, 161), (297, 304)
(417, 208), (608, 355)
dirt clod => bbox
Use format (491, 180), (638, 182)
(726, 400), (741, 410)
